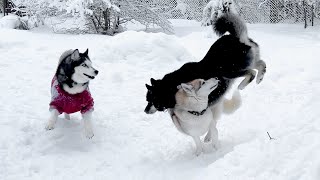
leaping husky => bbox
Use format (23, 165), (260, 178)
(170, 78), (241, 156)
(45, 49), (99, 139)
(213, 13), (267, 89)
(145, 13), (266, 114)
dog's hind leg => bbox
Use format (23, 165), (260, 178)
(204, 120), (218, 152)
(238, 69), (256, 90)
(45, 109), (60, 130)
(82, 112), (94, 139)
(255, 60), (266, 84)
(192, 136), (203, 156)
(64, 113), (70, 120)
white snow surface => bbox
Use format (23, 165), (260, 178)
(0, 21), (320, 180)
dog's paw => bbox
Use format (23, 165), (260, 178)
(45, 122), (55, 130)
(256, 73), (264, 84)
(84, 124), (94, 139)
(256, 78), (263, 84)
(195, 148), (203, 156)
(84, 130), (94, 139)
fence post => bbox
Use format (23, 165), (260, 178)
(311, 4), (314, 26)
(270, 0), (280, 23)
(303, 0), (307, 28)
(3, 0), (6, 16)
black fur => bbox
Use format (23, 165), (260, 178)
(145, 35), (252, 113)
(56, 49), (90, 89)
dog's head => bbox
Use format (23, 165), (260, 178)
(176, 78), (219, 110)
(144, 78), (176, 114)
(64, 49), (99, 84)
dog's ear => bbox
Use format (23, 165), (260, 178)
(84, 48), (89, 56)
(71, 49), (80, 61)
(180, 83), (193, 94)
(145, 84), (152, 90)
(150, 78), (156, 85)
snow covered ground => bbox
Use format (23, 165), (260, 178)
(0, 20), (320, 180)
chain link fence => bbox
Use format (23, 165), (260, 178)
(143, 0), (320, 25)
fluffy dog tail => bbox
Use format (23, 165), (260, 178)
(223, 90), (242, 114)
(213, 13), (248, 43)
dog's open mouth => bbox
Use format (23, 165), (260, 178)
(210, 84), (218, 90)
(83, 73), (95, 79)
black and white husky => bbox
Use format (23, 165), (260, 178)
(145, 13), (266, 114)
(45, 49), (99, 139)
(170, 78), (241, 156)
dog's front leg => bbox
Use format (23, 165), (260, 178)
(238, 69), (256, 90)
(204, 120), (218, 149)
(205, 104), (222, 151)
(255, 60), (266, 84)
(82, 112), (94, 139)
(192, 136), (203, 156)
(45, 109), (60, 130)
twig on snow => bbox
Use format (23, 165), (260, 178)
(267, 132), (275, 140)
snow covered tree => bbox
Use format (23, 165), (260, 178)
(13, 0), (172, 34)
(118, 0), (173, 33)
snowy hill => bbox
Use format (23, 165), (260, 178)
(0, 21), (319, 180)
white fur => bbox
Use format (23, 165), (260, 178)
(82, 112), (94, 139)
(72, 59), (97, 84)
(171, 78), (241, 156)
(45, 110), (94, 139)
(45, 109), (60, 130)
(147, 105), (157, 114)
(62, 83), (87, 95)
(64, 113), (70, 120)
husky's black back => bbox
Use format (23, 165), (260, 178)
(146, 35), (251, 111)
(56, 49), (90, 89)
(145, 13), (264, 113)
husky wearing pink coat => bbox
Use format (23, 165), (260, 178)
(45, 49), (98, 139)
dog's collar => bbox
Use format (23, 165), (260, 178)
(188, 108), (208, 116)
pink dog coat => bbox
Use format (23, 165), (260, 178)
(49, 77), (94, 114)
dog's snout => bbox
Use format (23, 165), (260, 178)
(94, 70), (99, 75)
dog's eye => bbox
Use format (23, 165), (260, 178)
(202, 81), (206, 85)
(82, 64), (88, 67)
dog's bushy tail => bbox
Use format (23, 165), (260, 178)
(213, 13), (248, 43)
(223, 90), (242, 114)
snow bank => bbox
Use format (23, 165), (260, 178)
(0, 15), (21, 29)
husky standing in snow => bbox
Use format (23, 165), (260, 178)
(169, 78), (241, 156)
(46, 49), (99, 139)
